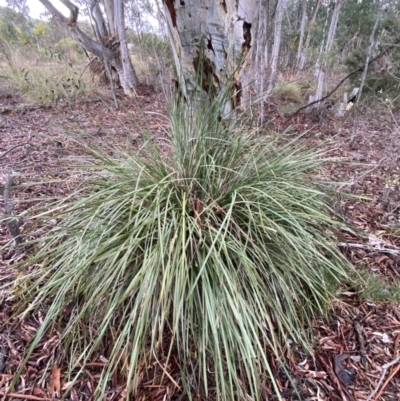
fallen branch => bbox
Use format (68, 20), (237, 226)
(3, 175), (23, 246)
(0, 98), (102, 114)
(0, 134), (33, 159)
(366, 354), (400, 401)
(0, 103), (52, 114)
(1, 118), (49, 159)
(337, 242), (400, 256)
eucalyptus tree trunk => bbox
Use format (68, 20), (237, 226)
(37, 0), (138, 98)
(357, 0), (385, 103)
(267, 0), (288, 94)
(103, 0), (117, 36)
(296, 0), (308, 68)
(162, 0), (259, 111)
(325, 0), (342, 53)
(114, 0), (138, 96)
(310, 0), (343, 108)
(299, 0), (322, 70)
(254, 0), (269, 124)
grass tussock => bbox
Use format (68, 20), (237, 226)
(13, 89), (353, 400)
(271, 81), (302, 103)
(351, 269), (400, 304)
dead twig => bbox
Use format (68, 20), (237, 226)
(0, 134), (32, 159)
(0, 118), (49, 158)
(2, 175), (23, 246)
(373, 364), (400, 400)
(354, 321), (367, 368)
(366, 355), (400, 401)
(0, 392), (48, 401)
(339, 157), (386, 191)
(337, 242), (400, 255)
(0, 340), (7, 374)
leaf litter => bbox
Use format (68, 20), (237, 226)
(1, 89), (400, 400)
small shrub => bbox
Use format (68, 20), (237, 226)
(280, 104), (300, 116)
(16, 67), (87, 104)
(351, 269), (400, 304)
(13, 88), (353, 400)
(53, 37), (85, 63)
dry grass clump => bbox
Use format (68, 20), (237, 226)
(272, 81), (302, 103)
(0, 42), (104, 104)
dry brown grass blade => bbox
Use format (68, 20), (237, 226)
(0, 392), (49, 400)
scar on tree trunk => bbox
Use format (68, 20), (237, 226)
(233, 20), (252, 109)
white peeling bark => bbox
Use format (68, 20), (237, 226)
(310, 0), (342, 108)
(103, 0), (117, 37)
(115, 0), (138, 95)
(299, 0), (322, 70)
(267, 0), (288, 94)
(254, 0), (268, 123)
(325, 0), (342, 53)
(163, 0), (259, 109)
(296, 0), (307, 68)
(357, 0), (385, 103)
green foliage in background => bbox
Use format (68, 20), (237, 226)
(128, 31), (173, 77)
(344, 6), (400, 105)
(54, 38), (85, 56)
(349, 268), (400, 304)
(0, 6), (34, 46)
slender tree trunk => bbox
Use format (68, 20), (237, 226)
(129, 0), (148, 84)
(310, 0), (342, 108)
(299, 0), (322, 70)
(255, 0), (268, 124)
(296, 0), (308, 68)
(115, 0), (138, 95)
(325, 0), (342, 53)
(267, 0), (288, 93)
(357, 0), (385, 102)
(90, 0), (107, 39)
(103, 0), (117, 37)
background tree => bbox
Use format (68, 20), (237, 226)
(0, 6), (34, 46)
(7, 0), (138, 97)
(267, 0), (289, 93)
(309, 0), (343, 108)
(296, 0), (308, 68)
(357, 0), (386, 102)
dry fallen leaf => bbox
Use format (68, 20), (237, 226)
(48, 365), (61, 398)
(33, 387), (46, 397)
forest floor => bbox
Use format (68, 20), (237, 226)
(1, 86), (400, 401)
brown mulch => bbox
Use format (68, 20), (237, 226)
(1, 90), (400, 400)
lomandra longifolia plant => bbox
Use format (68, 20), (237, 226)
(14, 86), (353, 400)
